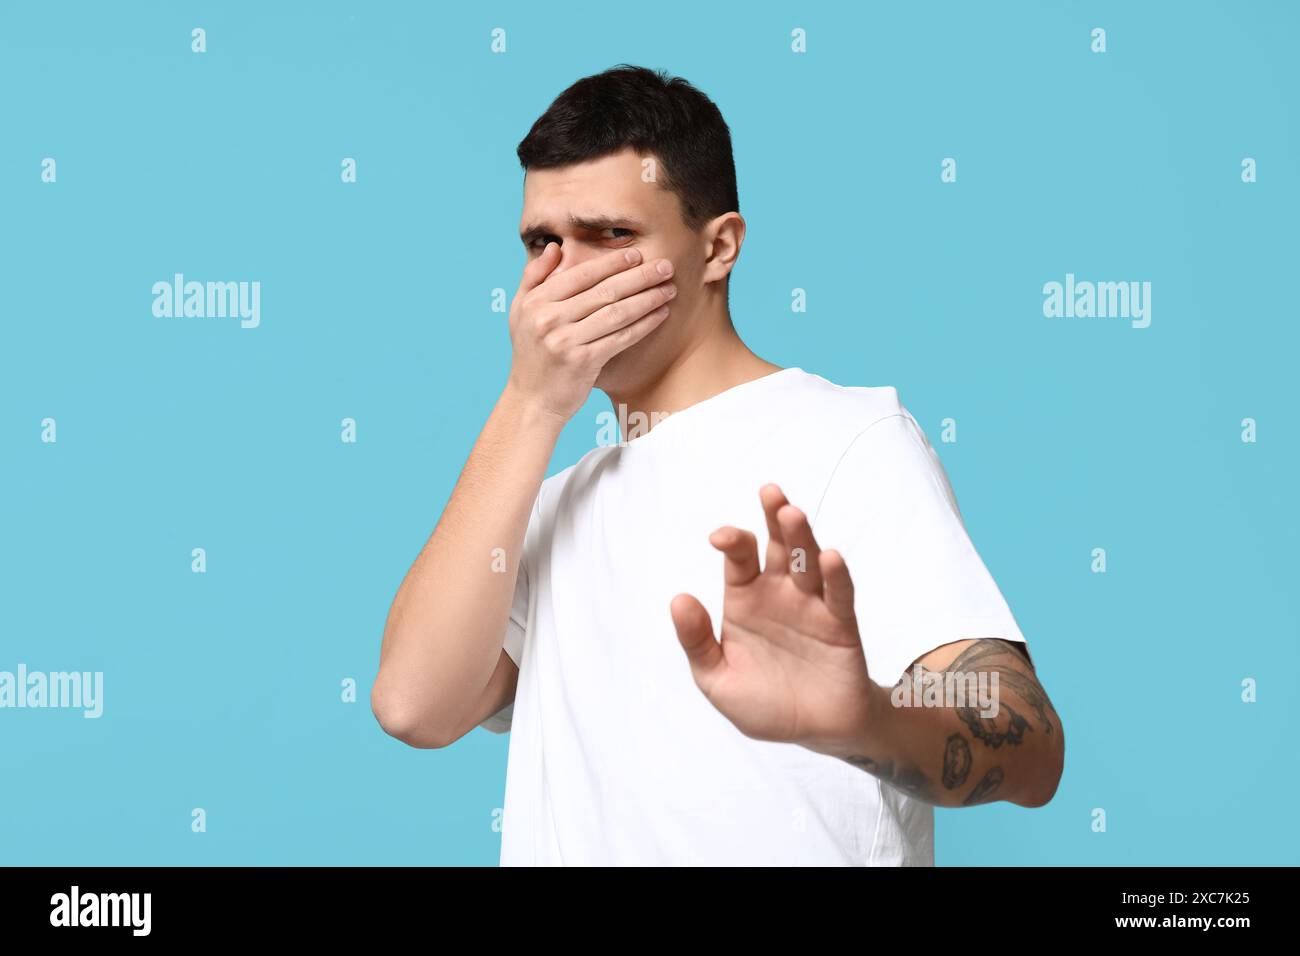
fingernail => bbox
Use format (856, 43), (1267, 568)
(656, 260), (674, 276)
(625, 249), (642, 265)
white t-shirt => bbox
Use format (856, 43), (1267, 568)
(479, 367), (1029, 865)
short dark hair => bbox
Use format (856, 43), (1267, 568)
(516, 65), (739, 233)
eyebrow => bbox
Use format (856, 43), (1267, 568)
(519, 213), (646, 246)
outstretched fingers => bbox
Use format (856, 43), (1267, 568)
(758, 483), (792, 577)
(669, 593), (724, 687)
(776, 502), (824, 595)
(819, 548), (857, 622)
(708, 526), (761, 585)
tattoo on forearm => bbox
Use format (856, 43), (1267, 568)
(948, 639), (1016, 671)
(848, 640), (1057, 808)
(957, 700), (1031, 749)
(992, 669), (1054, 733)
(844, 755), (937, 804)
(941, 734), (972, 789)
(949, 639), (1056, 739)
(961, 767), (1004, 806)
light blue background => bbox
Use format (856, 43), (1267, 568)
(1, 1), (1296, 865)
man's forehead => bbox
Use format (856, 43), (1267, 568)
(520, 153), (667, 225)
(523, 147), (645, 187)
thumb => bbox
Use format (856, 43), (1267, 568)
(669, 593), (724, 684)
(519, 240), (561, 294)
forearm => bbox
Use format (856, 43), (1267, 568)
(372, 382), (564, 739)
(828, 640), (1064, 808)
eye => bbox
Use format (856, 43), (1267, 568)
(601, 227), (634, 241)
(527, 235), (561, 254)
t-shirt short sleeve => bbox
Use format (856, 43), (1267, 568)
(477, 503), (535, 735)
(811, 412), (1029, 689)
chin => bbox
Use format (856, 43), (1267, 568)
(594, 329), (671, 398)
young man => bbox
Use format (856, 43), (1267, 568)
(372, 65), (1064, 865)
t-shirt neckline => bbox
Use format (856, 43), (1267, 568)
(617, 366), (807, 447)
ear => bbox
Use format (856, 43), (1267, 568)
(701, 212), (746, 285)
